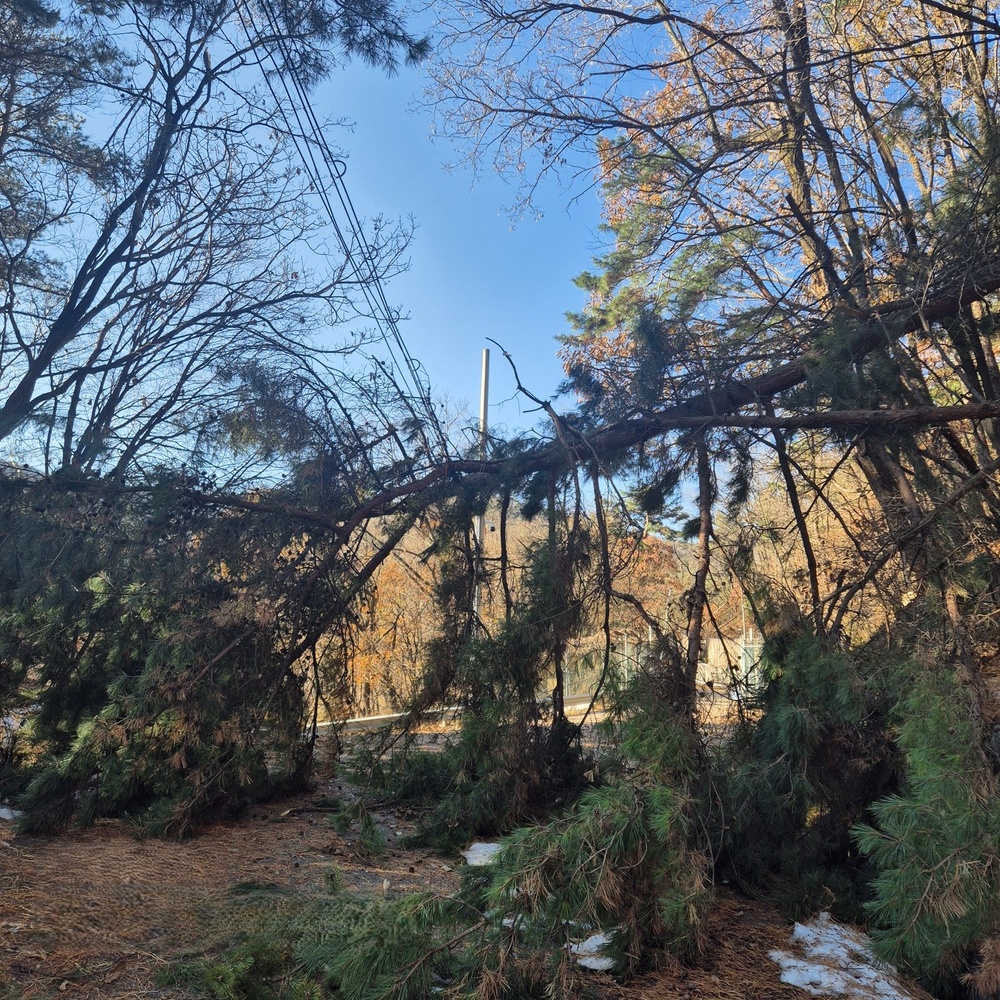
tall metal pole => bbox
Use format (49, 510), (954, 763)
(476, 348), (490, 540)
(473, 349), (490, 622)
(479, 348), (490, 444)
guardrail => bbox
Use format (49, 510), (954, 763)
(325, 694), (607, 735)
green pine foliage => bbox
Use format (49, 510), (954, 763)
(295, 893), (470, 1000)
(854, 665), (1000, 993)
(0, 478), (323, 836)
(474, 733), (709, 980)
(331, 800), (389, 857)
(181, 664), (711, 1000)
(347, 666), (708, 997)
(347, 686), (588, 852)
(159, 880), (336, 999)
(14, 596), (305, 837)
(342, 727), (456, 807)
(347, 529), (593, 849)
(162, 877), (482, 1000)
(714, 634), (896, 919)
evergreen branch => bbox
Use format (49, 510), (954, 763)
(394, 915), (489, 987)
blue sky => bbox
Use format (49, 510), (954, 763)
(321, 58), (608, 441)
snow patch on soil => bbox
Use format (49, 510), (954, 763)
(460, 842), (502, 866)
(569, 931), (615, 971)
(0, 806), (22, 822)
(769, 912), (918, 999)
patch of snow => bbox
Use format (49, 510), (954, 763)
(569, 931), (616, 972)
(769, 912), (918, 999)
(460, 841), (502, 866)
(0, 806), (22, 822)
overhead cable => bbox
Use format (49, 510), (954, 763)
(234, 2), (444, 446)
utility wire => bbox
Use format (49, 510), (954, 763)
(234, 2), (444, 447)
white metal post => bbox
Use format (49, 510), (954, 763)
(473, 349), (490, 623)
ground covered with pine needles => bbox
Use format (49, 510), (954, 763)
(0, 768), (460, 998)
(0, 717), (934, 1000)
(0, 791), (925, 999)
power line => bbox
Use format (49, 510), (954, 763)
(235, 2), (442, 440)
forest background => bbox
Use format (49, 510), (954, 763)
(5, 0), (1000, 997)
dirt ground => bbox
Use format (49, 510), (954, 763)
(0, 770), (462, 998)
(0, 799), (874, 1000)
(0, 797), (812, 1000)
(0, 715), (926, 1000)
